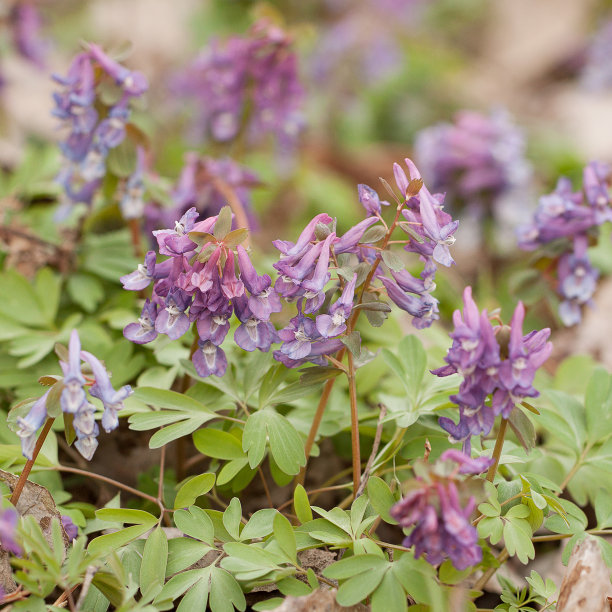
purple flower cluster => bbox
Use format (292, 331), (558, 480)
(15, 330), (132, 460)
(124, 158), (458, 375)
(122, 207), (280, 377)
(146, 154), (260, 234)
(9, 1), (48, 69)
(433, 287), (552, 450)
(581, 18), (612, 91)
(415, 110), (532, 236)
(52, 43), (148, 217)
(390, 449), (490, 570)
(272, 158), (458, 367)
(0, 508), (20, 556)
(172, 20), (303, 149)
(518, 162), (611, 325)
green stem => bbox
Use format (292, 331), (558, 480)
(486, 418), (508, 482)
(347, 351), (361, 494)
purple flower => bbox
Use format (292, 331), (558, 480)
(121, 251), (168, 291)
(237, 246), (281, 321)
(16, 391), (50, 459)
(390, 479), (480, 571)
(433, 287), (551, 446)
(88, 44), (148, 96)
(61, 515), (78, 541)
(316, 273), (357, 338)
(123, 299), (159, 344)
(0, 508), (20, 555)
(192, 341), (228, 377)
(10, 1), (48, 68)
(59, 330), (87, 414)
(233, 296), (277, 352)
(80, 351), (133, 433)
(196, 305), (232, 346)
(278, 311), (319, 360)
(439, 449), (493, 474)
(153, 207), (200, 257)
(155, 289), (192, 340)
(220, 250), (245, 299)
(172, 20), (303, 149)
(358, 184), (388, 215)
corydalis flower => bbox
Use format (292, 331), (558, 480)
(518, 161), (611, 325)
(433, 287), (551, 449)
(0, 508), (20, 555)
(390, 451), (487, 570)
(172, 20), (303, 149)
(14, 330), (130, 461)
(52, 43), (148, 218)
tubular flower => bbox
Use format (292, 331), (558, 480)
(14, 330), (130, 460)
(433, 287), (551, 450)
(518, 161), (611, 325)
(390, 451), (488, 570)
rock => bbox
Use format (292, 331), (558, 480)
(269, 588), (369, 612)
(557, 537), (610, 612)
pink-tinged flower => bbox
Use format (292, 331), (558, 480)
(0, 508), (21, 555)
(439, 449), (493, 474)
(220, 250), (245, 299)
(153, 207), (199, 256)
(358, 184), (389, 215)
(273, 213), (333, 261)
(390, 468), (481, 571)
(192, 341), (227, 378)
(196, 306), (232, 346)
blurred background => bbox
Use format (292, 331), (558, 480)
(3, 0), (612, 360)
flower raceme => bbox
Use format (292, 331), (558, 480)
(433, 287), (552, 450)
(390, 450), (492, 570)
(52, 43), (148, 218)
(122, 158), (459, 374)
(518, 161), (612, 326)
(15, 330), (132, 461)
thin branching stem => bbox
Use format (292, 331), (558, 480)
(10, 418), (55, 506)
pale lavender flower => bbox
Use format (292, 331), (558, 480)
(59, 330), (86, 414)
(0, 508), (20, 555)
(123, 299), (158, 344)
(61, 515), (78, 541)
(192, 341), (227, 378)
(16, 391), (50, 460)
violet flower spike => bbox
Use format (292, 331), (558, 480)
(316, 273), (357, 338)
(220, 250), (245, 299)
(80, 351), (133, 433)
(60, 329), (87, 414)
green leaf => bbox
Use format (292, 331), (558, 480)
(95, 508), (158, 525)
(242, 412), (268, 468)
(193, 428), (244, 460)
(503, 518), (535, 564)
(380, 249), (405, 272)
(299, 366), (343, 385)
(209, 566), (247, 612)
(277, 576), (312, 597)
(88, 524), (153, 556)
(478, 517), (503, 545)
(323, 554), (387, 580)
(45, 380), (65, 418)
(367, 477), (398, 525)
(371, 570), (407, 612)
(336, 566), (387, 606)
(293, 484), (313, 524)
(174, 473), (216, 509)
(140, 527), (168, 598)
(173, 506), (215, 545)
(240, 509), (277, 541)
(218, 458), (250, 486)
(106, 138), (137, 177)
(134, 387), (212, 413)
(223, 228), (249, 248)
(214, 206), (233, 239)
(273, 512), (297, 563)
(341, 331), (361, 358)
(34, 268), (61, 324)
(585, 368), (612, 444)
(508, 406), (536, 452)
(154, 568), (204, 606)
(595, 489), (612, 529)
(438, 559), (471, 586)
(398, 335), (427, 394)
(360, 225), (386, 243)
(166, 537), (212, 576)
(223, 498), (243, 541)
(540, 390), (586, 452)
(67, 274), (104, 313)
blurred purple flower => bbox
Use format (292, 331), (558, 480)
(0, 508), (20, 555)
